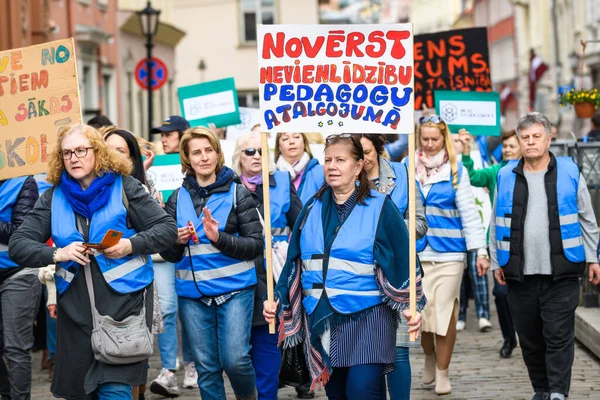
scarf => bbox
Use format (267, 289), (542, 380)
(415, 149), (449, 186)
(58, 170), (117, 219)
(276, 152), (311, 180)
(240, 174), (263, 192)
(184, 167), (235, 198)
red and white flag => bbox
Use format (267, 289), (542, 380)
(500, 85), (515, 115)
(529, 49), (549, 110)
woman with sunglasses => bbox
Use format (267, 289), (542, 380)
(160, 127), (263, 400)
(8, 124), (177, 400)
(232, 132), (303, 400)
(264, 134), (424, 400)
(275, 132), (325, 204)
(412, 115), (488, 395)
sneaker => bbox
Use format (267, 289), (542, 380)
(150, 368), (180, 397)
(183, 362), (198, 389)
(478, 318), (492, 332)
(456, 320), (466, 331)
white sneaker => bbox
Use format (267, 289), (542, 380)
(183, 362), (199, 389)
(150, 368), (180, 397)
(478, 317), (492, 332)
(456, 320), (466, 331)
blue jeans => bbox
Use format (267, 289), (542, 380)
(155, 261), (193, 370)
(96, 382), (133, 400)
(385, 347), (411, 400)
(250, 324), (281, 400)
(325, 364), (385, 400)
(179, 288), (256, 400)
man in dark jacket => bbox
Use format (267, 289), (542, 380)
(0, 176), (40, 399)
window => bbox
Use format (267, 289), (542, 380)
(240, 0), (276, 44)
(97, 0), (108, 11)
(102, 74), (111, 120)
(237, 91), (260, 108)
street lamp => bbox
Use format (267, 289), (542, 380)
(137, 1), (161, 136)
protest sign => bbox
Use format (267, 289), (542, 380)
(146, 154), (184, 201)
(226, 107), (261, 142)
(178, 78), (241, 128)
(414, 27), (491, 110)
(435, 90), (500, 136)
(0, 38), (82, 180)
(258, 24), (414, 134)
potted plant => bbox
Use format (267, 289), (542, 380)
(559, 88), (600, 118)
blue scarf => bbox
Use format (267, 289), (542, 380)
(59, 170), (117, 219)
(184, 167), (235, 198)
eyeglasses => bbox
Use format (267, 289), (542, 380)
(61, 147), (94, 160)
(418, 115), (444, 124)
(325, 133), (352, 144)
(243, 148), (262, 156)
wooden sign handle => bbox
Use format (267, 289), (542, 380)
(261, 132), (276, 334)
(408, 131), (417, 341)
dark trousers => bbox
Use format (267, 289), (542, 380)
(493, 279), (517, 345)
(325, 364), (384, 400)
(250, 325), (281, 400)
(507, 275), (579, 396)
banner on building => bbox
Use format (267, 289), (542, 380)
(414, 27), (491, 110)
(0, 38), (82, 180)
(258, 24), (415, 134)
(178, 77), (241, 129)
(434, 90), (500, 136)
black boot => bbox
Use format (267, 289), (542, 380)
(499, 340), (516, 358)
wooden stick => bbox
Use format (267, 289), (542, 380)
(261, 132), (276, 334)
(408, 130), (417, 341)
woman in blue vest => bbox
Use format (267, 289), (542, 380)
(410, 115), (488, 395)
(358, 134), (428, 400)
(233, 131), (303, 400)
(160, 127), (263, 400)
(275, 132), (325, 204)
(8, 124), (177, 400)
(264, 134), (425, 400)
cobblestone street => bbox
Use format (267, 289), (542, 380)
(30, 302), (600, 400)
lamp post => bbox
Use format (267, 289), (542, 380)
(137, 1), (160, 136)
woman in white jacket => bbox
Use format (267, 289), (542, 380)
(412, 115), (489, 395)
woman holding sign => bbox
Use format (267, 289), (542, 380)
(275, 132), (325, 204)
(232, 131), (303, 400)
(264, 134), (424, 400)
(8, 124), (177, 400)
(160, 127), (263, 400)
(411, 115), (488, 395)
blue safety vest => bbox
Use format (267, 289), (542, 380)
(495, 158), (585, 266)
(300, 190), (386, 315)
(270, 171), (291, 242)
(52, 176), (153, 295)
(0, 177), (28, 269)
(297, 158), (325, 204)
(389, 162), (409, 215)
(34, 174), (53, 195)
(417, 164), (466, 253)
(175, 183), (256, 298)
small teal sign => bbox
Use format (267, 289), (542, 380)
(178, 77), (241, 128)
(434, 90), (501, 136)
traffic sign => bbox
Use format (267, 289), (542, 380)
(135, 57), (168, 91)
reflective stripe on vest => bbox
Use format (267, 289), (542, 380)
(0, 177), (28, 269)
(495, 158), (585, 266)
(51, 176), (153, 295)
(271, 171), (291, 242)
(417, 164), (466, 253)
(300, 189), (385, 315)
(175, 183), (256, 298)
(297, 159), (325, 204)
(390, 162), (409, 215)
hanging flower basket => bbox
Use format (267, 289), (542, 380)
(574, 102), (596, 118)
(559, 88), (599, 119)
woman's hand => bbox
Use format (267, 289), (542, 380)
(494, 269), (506, 285)
(458, 129), (472, 155)
(263, 299), (280, 324)
(403, 309), (422, 339)
(143, 149), (155, 171)
(48, 305), (57, 319)
(202, 207), (220, 243)
(103, 239), (133, 259)
(54, 243), (93, 265)
(477, 256), (490, 276)
(177, 226), (192, 244)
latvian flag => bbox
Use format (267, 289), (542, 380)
(529, 50), (549, 110)
(500, 85), (515, 115)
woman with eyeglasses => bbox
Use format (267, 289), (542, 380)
(275, 132), (325, 204)
(264, 134), (424, 400)
(8, 124), (177, 400)
(159, 127), (263, 400)
(232, 131), (303, 400)
(411, 115), (488, 395)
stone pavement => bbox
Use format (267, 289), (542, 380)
(30, 301), (600, 399)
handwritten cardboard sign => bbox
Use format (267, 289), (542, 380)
(414, 27), (491, 110)
(0, 38), (82, 180)
(258, 24), (414, 134)
(178, 78), (241, 129)
(435, 90), (500, 136)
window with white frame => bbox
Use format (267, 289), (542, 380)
(240, 0), (276, 44)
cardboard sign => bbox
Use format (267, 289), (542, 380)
(434, 90), (500, 136)
(178, 78), (241, 128)
(258, 24), (414, 134)
(414, 28), (491, 110)
(0, 38), (82, 180)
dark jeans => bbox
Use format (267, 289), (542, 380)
(325, 364), (384, 400)
(507, 275), (579, 396)
(493, 279), (517, 345)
